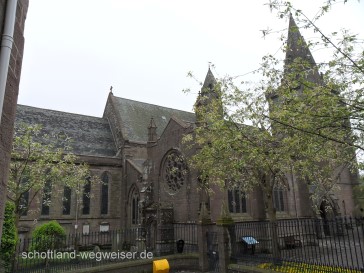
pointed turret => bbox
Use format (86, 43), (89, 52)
(147, 117), (157, 142)
(267, 15), (322, 101)
(285, 14), (316, 69)
(195, 67), (223, 123)
(201, 67), (217, 94)
(195, 68), (218, 108)
(282, 14), (322, 87)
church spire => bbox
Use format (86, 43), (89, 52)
(285, 14), (316, 69)
(201, 67), (217, 94)
(195, 67), (218, 108)
(283, 14), (322, 86)
(195, 67), (223, 123)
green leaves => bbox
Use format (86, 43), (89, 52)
(9, 123), (94, 227)
(183, 0), (362, 220)
(0, 202), (18, 272)
(30, 221), (66, 252)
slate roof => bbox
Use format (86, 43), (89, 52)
(15, 105), (117, 157)
(112, 96), (195, 143)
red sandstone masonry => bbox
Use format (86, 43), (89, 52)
(0, 0), (29, 241)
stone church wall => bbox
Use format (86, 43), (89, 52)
(0, 0), (28, 239)
(149, 119), (200, 223)
(17, 156), (122, 236)
(123, 160), (142, 228)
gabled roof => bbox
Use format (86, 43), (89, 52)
(157, 115), (193, 142)
(15, 105), (117, 157)
(111, 96), (195, 143)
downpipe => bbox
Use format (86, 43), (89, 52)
(0, 0), (18, 126)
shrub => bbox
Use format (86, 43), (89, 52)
(0, 202), (18, 272)
(30, 221), (66, 252)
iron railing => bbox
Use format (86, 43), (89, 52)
(9, 223), (199, 273)
(232, 217), (364, 271)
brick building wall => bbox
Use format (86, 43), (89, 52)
(0, 0), (28, 240)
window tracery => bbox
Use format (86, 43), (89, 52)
(163, 152), (187, 194)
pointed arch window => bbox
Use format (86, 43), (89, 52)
(41, 180), (52, 215)
(19, 191), (29, 216)
(82, 177), (91, 215)
(228, 189), (247, 213)
(62, 186), (72, 215)
(130, 189), (140, 225)
(19, 177), (29, 216)
(101, 172), (109, 215)
(273, 188), (286, 212)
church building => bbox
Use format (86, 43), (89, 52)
(13, 16), (357, 240)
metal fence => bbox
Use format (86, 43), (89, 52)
(232, 217), (364, 271)
(173, 222), (198, 253)
(10, 217), (364, 273)
(10, 223), (198, 273)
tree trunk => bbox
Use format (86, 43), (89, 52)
(265, 190), (281, 263)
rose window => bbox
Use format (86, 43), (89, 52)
(163, 152), (187, 194)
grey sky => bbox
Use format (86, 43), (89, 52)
(18, 0), (364, 117)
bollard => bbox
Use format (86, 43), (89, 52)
(153, 259), (170, 273)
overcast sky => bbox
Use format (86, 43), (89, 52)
(17, 0), (364, 117)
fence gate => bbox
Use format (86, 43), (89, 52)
(207, 231), (219, 272)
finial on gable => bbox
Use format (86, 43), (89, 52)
(148, 117), (157, 142)
(148, 117), (157, 128)
(109, 86), (113, 94)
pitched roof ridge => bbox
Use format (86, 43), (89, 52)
(107, 93), (129, 141)
(17, 104), (106, 121)
(113, 95), (194, 114)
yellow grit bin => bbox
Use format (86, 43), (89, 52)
(153, 259), (170, 273)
